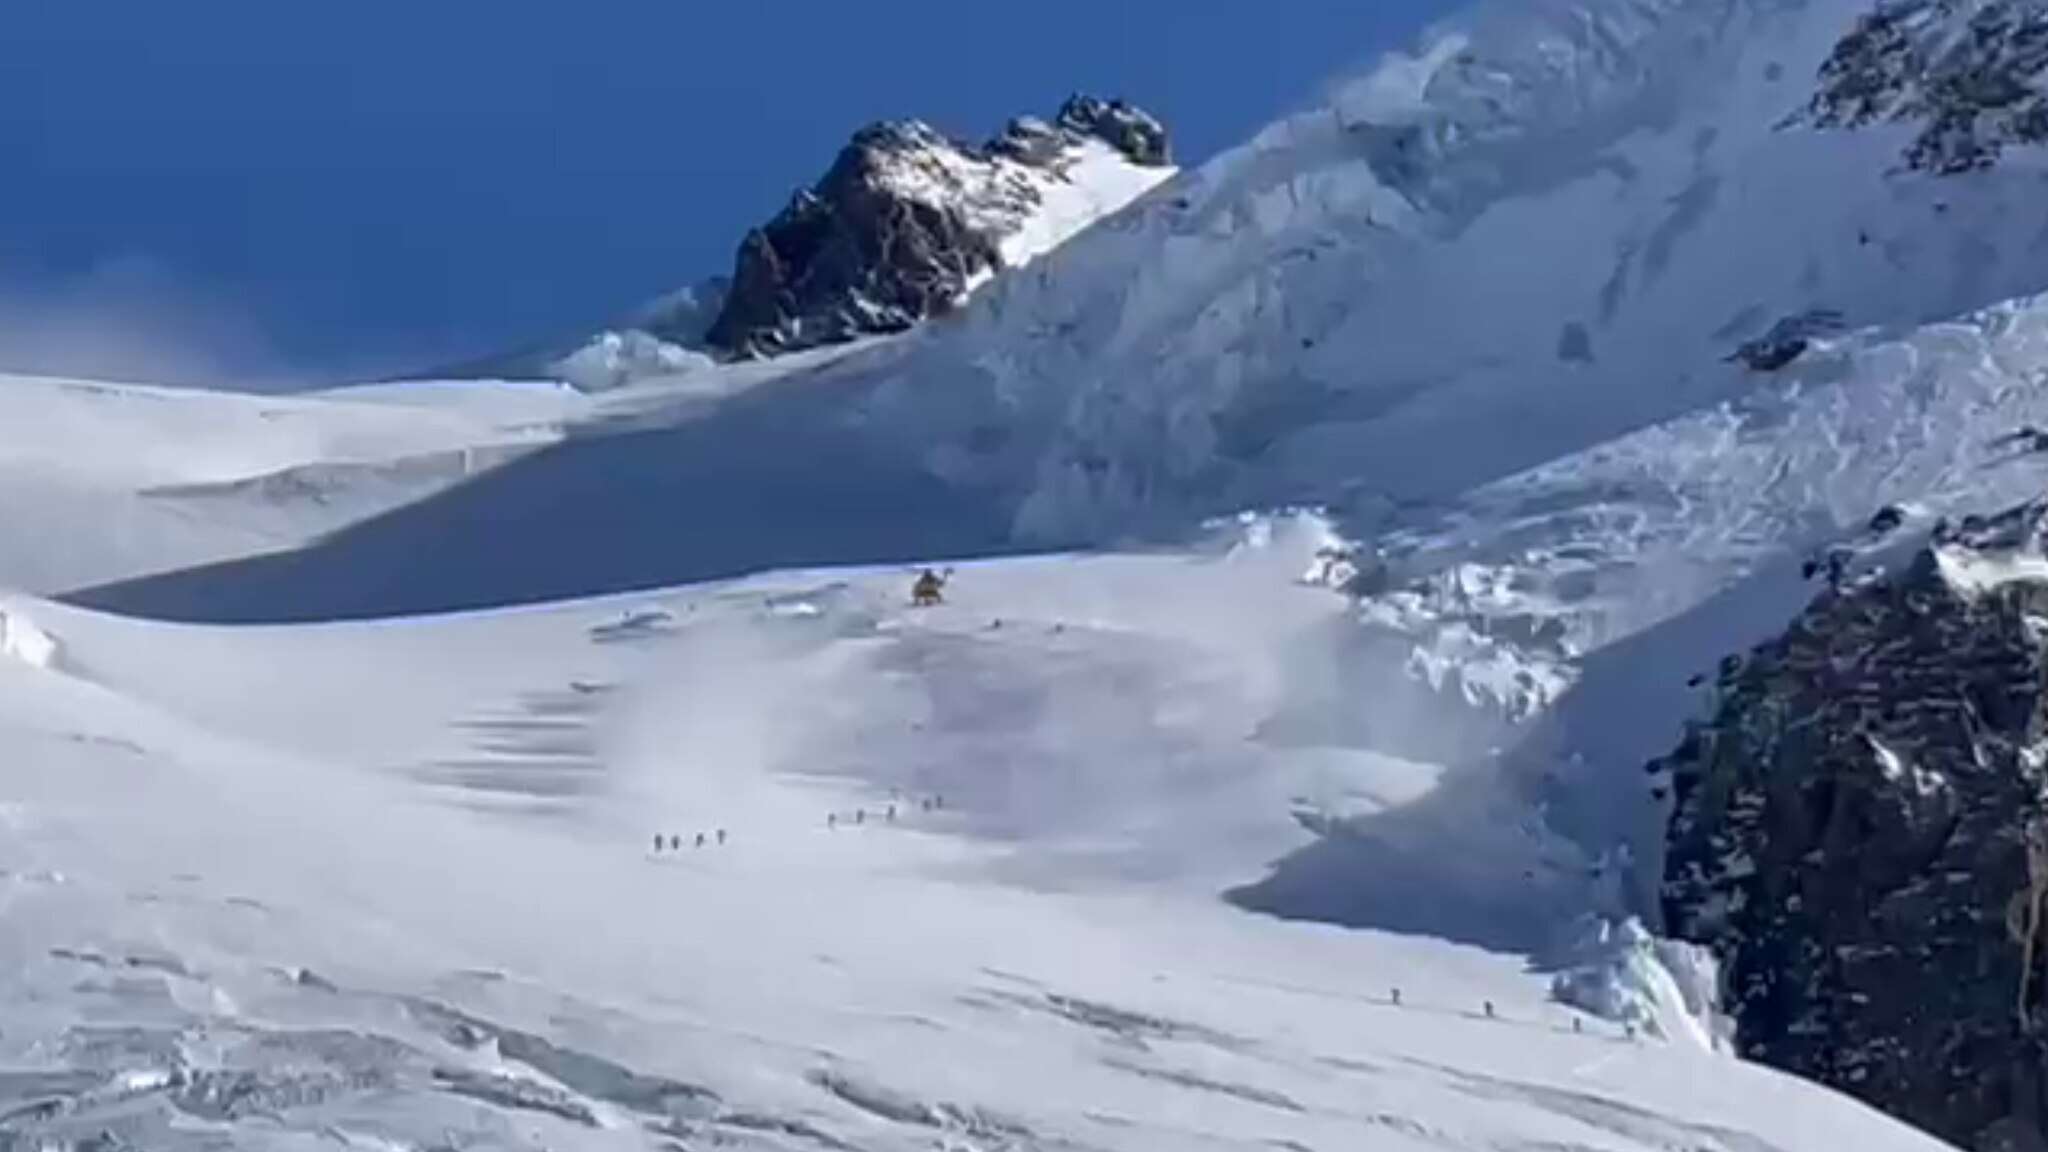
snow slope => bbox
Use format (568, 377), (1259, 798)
(0, 342), (881, 599)
(0, 519), (1943, 1151)
(0, 373), (594, 594)
(839, 0), (2048, 543)
(977, 138), (1181, 275)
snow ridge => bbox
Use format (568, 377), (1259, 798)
(706, 97), (1177, 359)
(834, 0), (2048, 555)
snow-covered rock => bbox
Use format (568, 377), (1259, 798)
(1549, 916), (1732, 1052)
(706, 95), (1176, 358)
(1800, 0), (2048, 173)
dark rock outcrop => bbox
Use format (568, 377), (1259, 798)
(1053, 94), (1172, 167)
(704, 122), (1005, 358)
(705, 96), (1171, 359)
(1659, 499), (2048, 1150)
(1726, 309), (1844, 372)
(1799, 0), (2048, 173)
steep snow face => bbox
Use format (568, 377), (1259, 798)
(1350, 289), (2048, 723)
(847, 0), (2048, 545)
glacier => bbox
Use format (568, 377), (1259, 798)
(14, 0), (2048, 1147)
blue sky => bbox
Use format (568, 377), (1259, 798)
(0, 2), (1442, 386)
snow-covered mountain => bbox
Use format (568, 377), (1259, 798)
(706, 95), (1174, 358)
(444, 95), (1175, 392)
(25, 0), (2048, 1148)
(833, 0), (2048, 549)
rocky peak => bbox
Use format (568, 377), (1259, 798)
(704, 96), (1175, 359)
(1659, 496), (2048, 1150)
(1798, 0), (2048, 173)
(1054, 94), (1173, 167)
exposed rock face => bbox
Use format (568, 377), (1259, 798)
(705, 96), (1173, 359)
(1799, 0), (2048, 173)
(1659, 499), (2048, 1151)
(1053, 94), (1172, 167)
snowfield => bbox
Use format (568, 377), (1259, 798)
(0, 515), (1944, 1150)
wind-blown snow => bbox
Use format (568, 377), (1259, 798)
(552, 329), (716, 393)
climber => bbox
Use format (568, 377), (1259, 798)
(911, 568), (948, 608)
(694, 832), (706, 849)
(716, 828), (728, 846)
